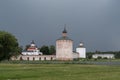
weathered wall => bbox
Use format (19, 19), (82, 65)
(11, 55), (56, 61)
(56, 40), (73, 60)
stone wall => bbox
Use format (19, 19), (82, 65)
(11, 55), (56, 61)
(56, 40), (73, 60)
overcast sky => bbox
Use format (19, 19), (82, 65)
(0, 0), (120, 52)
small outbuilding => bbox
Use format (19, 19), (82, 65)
(92, 54), (114, 59)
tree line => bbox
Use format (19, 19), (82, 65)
(39, 45), (56, 55)
(0, 31), (20, 61)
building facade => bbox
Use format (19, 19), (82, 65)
(11, 41), (55, 61)
(92, 54), (114, 59)
(22, 40), (42, 55)
(76, 42), (86, 58)
(12, 55), (56, 61)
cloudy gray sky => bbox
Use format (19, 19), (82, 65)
(0, 0), (120, 52)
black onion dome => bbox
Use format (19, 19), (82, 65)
(62, 26), (67, 33)
(57, 26), (72, 41)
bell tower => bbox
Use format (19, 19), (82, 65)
(76, 42), (86, 58)
(56, 25), (73, 60)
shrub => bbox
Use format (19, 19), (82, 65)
(97, 56), (102, 59)
(103, 57), (108, 59)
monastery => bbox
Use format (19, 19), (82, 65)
(12, 27), (86, 61)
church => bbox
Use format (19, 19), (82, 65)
(11, 27), (86, 61)
(22, 40), (43, 55)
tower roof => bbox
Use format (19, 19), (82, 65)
(57, 25), (72, 41)
(62, 25), (67, 33)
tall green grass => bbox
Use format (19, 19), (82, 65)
(0, 64), (120, 80)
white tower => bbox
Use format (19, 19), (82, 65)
(56, 26), (73, 60)
(76, 42), (86, 58)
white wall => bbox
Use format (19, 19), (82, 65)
(92, 54), (114, 59)
(73, 52), (79, 59)
(76, 48), (86, 58)
(11, 55), (56, 61)
(22, 52), (42, 55)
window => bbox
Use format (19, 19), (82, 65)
(27, 57), (29, 61)
(20, 57), (22, 60)
(51, 57), (53, 60)
(44, 57), (46, 60)
(39, 57), (41, 60)
(33, 57), (35, 61)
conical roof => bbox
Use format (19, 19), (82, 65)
(57, 26), (72, 41)
(62, 26), (67, 33)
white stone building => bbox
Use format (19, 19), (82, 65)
(56, 27), (73, 60)
(12, 55), (56, 61)
(92, 54), (114, 59)
(22, 40), (43, 55)
(76, 42), (86, 58)
(12, 41), (55, 61)
(19, 40), (53, 61)
(73, 52), (79, 59)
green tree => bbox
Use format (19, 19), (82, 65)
(86, 52), (94, 59)
(49, 45), (56, 55)
(19, 46), (23, 52)
(115, 52), (120, 59)
(0, 31), (19, 61)
(97, 56), (102, 59)
(40, 45), (50, 55)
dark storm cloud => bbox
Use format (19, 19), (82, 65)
(0, 0), (120, 51)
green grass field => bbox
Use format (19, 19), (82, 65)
(0, 64), (120, 80)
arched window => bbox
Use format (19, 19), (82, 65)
(51, 57), (53, 60)
(20, 57), (22, 60)
(39, 57), (41, 60)
(27, 57), (29, 61)
(44, 57), (46, 60)
(33, 57), (35, 61)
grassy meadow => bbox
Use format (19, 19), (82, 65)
(0, 63), (120, 80)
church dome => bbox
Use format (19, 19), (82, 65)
(57, 26), (72, 41)
(79, 42), (84, 47)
